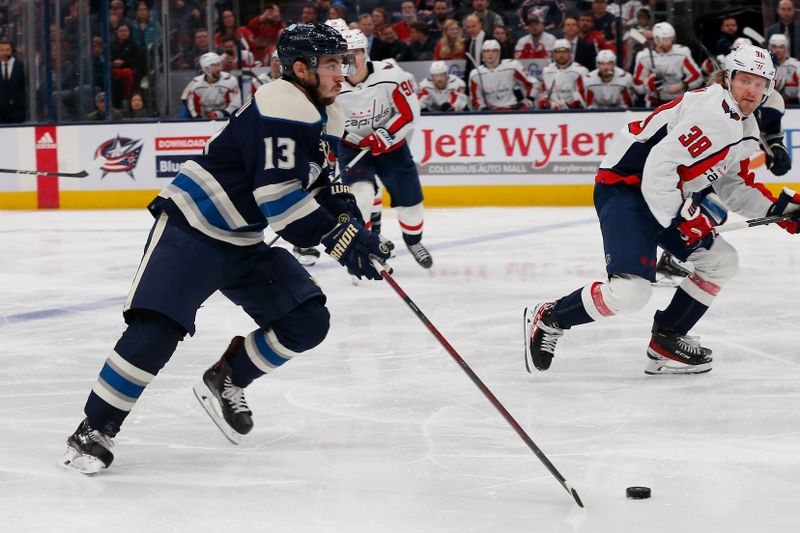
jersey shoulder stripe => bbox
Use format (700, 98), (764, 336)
(254, 79), (323, 125)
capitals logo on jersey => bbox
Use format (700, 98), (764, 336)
(95, 135), (144, 179)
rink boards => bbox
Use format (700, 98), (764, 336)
(0, 110), (797, 209)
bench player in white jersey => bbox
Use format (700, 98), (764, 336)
(632, 22), (702, 107)
(469, 39), (539, 111)
(184, 52), (242, 119)
(523, 44), (799, 376)
(539, 39), (589, 110)
(586, 50), (635, 108)
(418, 61), (468, 112)
(768, 34), (800, 104)
(336, 28), (433, 269)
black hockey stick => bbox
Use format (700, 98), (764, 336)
(465, 51), (491, 111)
(0, 156), (107, 178)
(371, 258), (584, 508)
(267, 148), (370, 246)
(714, 212), (799, 234)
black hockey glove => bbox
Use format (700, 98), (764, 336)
(321, 215), (391, 280)
(438, 101), (452, 112)
(657, 192), (727, 261)
(765, 141), (792, 176)
(766, 186), (800, 234)
(315, 183), (364, 224)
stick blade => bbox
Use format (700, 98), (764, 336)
(743, 26), (766, 46)
(628, 28), (647, 45)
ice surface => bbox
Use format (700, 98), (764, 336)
(1, 207), (798, 532)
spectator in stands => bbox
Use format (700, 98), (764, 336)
(247, 4), (285, 63)
(328, 5), (348, 22)
(358, 14), (376, 53)
(434, 19), (466, 60)
(110, 23), (145, 107)
(539, 39), (589, 110)
(418, 60), (468, 112)
(492, 25), (515, 59)
(429, 0), (451, 42)
(371, 23), (415, 61)
(515, 12), (555, 59)
(517, 0), (564, 32)
(586, 49), (635, 108)
(393, 1), (419, 43)
(301, 4), (318, 24)
(766, 0), (800, 60)
(85, 91), (124, 121)
(221, 34), (256, 70)
(175, 27), (212, 70)
(562, 15), (596, 71)
(592, 0), (617, 42)
(579, 11), (614, 53)
(214, 9), (253, 51)
(109, 0), (133, 34)
(715, 16), (738, 55)
(769, 33), (800, 105)
(409, 22), (437, 60)
(0, 39), (25, 123)
(131, 1), (163, 51)
(467, 0), (504, 37)
(124, 91), (158, 119)
(464, 14), (486, 62)
(372, 8), (390, 32)
(169, 0), (205, 59)
(316, 0), (332, 23)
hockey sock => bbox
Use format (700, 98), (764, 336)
(552, 287), (594, 329)
(653, 287), (709, 335)
(370, 189), (383, 235)
(85, 311), (186, 436)
(397, 203), (424, 245)
(227, 299), (331, 387)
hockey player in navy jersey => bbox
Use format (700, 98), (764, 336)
(523, 44), (799, 376)
(60, 23), (390, 474)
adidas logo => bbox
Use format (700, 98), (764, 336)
(36, 131), (57, 149)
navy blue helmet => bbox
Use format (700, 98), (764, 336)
(277, 23), (349, 79)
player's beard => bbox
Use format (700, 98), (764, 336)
(296, 73), (340, 107)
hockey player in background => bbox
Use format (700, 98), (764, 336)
(61, 23), (390, 474)
(768, 34), (800, 105)
(524, 44), (799, 376)
(470, 39), (538, 111)
(632, 22), (702, 107)
(336, 28), (434, 269)
(538, 38), (589, 109)
(184, 52), (242, 119)
(586, 49), (634, 109)
(418, 60), (468, 112)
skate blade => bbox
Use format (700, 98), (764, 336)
(193, 383), (244, 445)
(644, 358), (712, 375)
(59, 446), (105, 475)
(295, 255), (318, 267)
(523, 307), (534, 373)
(652, 276), (681, 288)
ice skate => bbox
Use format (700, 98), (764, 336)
(407, 241), (433, 269)
(653, 252), (692, 287)
(193, 337), (253, 444)
(293, 246), (321, 266)
(645, 324), (713, 375)
(523, 302), (565, 372)
(60, 418), (115, 475)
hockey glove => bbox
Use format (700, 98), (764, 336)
(321, 215), (391, 280)
(647, 73), (664, 92)
(766, 186), (800, 234)
(439, 101), (452, 112)
(515, 98), (535, 110)
(359, 128), (394, 155)
(315, 183), (364, 224)
(658, 192), (727, 261)
(765, 141), (792, 176)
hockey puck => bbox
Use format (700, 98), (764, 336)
(626, 486), (651, 499)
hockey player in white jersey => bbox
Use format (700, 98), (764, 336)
(184, 52), (243, 119)
(632, 22), (702, 107)
(524, 44), (799, 376)
(768, 34), (800, 104)
(539, 39), (589, 110)
(587, 49), (635, 108)
(418, 61), (468, 112)
(700, 37), (752, 77)
(469, 39), (539, 111)
(337, 28), (433, 269)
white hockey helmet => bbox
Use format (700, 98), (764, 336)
(768, 33), (789, 49)
(652, 22), (675, 46)
(199, 52), (222, 75)
(343, 28), (368, 52)
(733, 37), (753, 49)
(429, 60), (449, 76)
(481, 39), (501, 51)
(725, 43), (775, 103)
(324, 18), (349, 35)
(552, 38), (571, 51)
(596, 49), (616, 64)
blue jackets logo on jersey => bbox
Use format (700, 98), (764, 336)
(94, 135), (144, 179)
